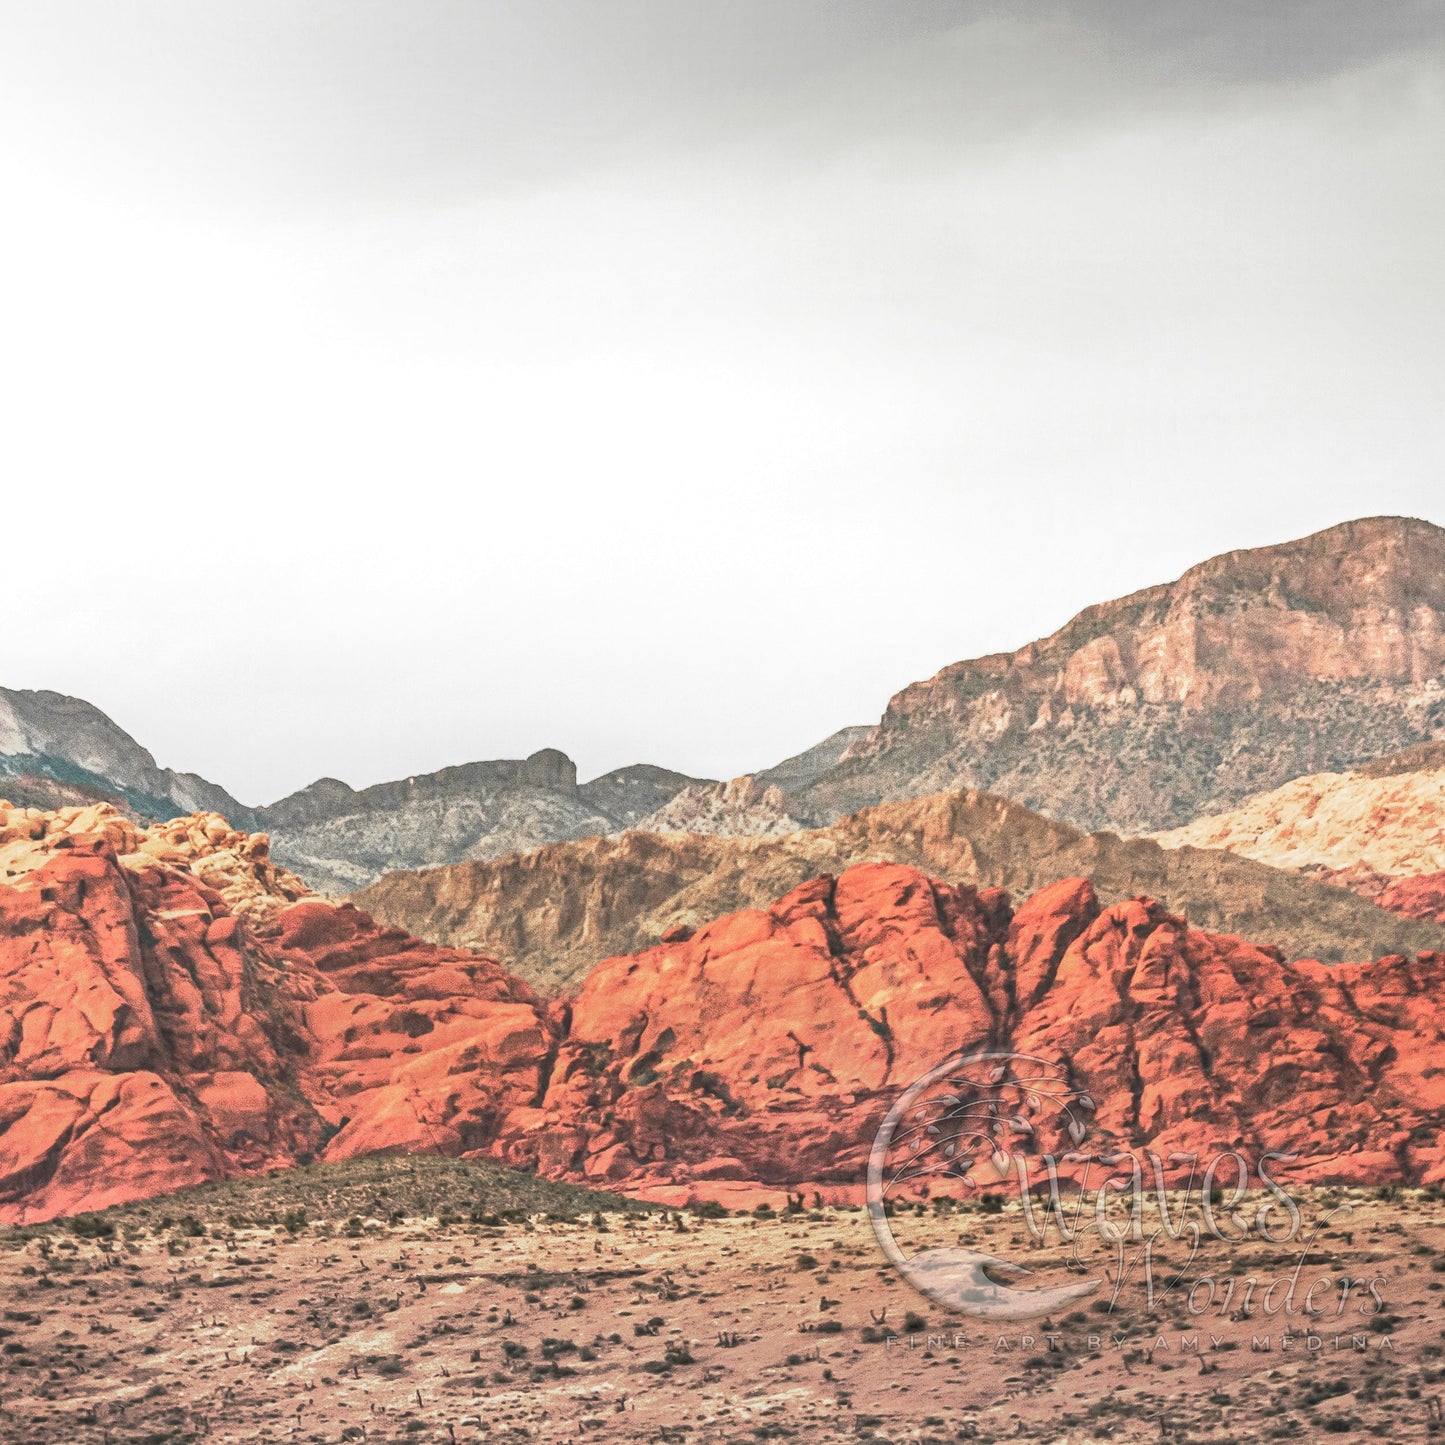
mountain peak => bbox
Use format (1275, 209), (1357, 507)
(796, 515), (1445, 834)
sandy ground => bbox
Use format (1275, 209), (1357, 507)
(3, 1189), (1445, 1443)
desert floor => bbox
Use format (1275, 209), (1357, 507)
(3, 1164), (1444, 1443)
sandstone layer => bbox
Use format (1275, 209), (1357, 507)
(1154, 755), (1445, 878)
(1154, 742), (1445, 923)
(354, 787), (1445, 993)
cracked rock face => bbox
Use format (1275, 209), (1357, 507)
(0, 804), (548, 1223)
(498, 862), (1445, 1205)
(5, 805), (1445, 1221)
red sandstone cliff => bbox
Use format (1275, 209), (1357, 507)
(504, 865), (1445, 1204)
(0, 804), (546, 1222)
(5, 803), (1445, 1222)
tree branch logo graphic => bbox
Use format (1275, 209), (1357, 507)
(867, 1049), (1102, 1320)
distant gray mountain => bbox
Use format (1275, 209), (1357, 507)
(0, 688), (250, 823)
(754, 725), (872, 794)
(254, 751), (711, 893)
(0, 683), (725, 892)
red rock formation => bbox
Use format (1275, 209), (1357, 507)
(266, 901), (546, 1162)
(1377, 872), (1445, 925)
(0, 831), (324, 1221)
(0, 805), (548, 1223)
(7, 805), (1445, 1222)
(496, 863), (1445, 1203)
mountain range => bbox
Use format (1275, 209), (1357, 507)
(5, 511), (1445, 1223)
(5, 797), (1445, 1222)
(3, 516), (1442, 896)
(353, 785), (1445, 993)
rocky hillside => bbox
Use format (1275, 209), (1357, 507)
(255, 736), (894, 893)
(1154, 741), (1445, 926)
(630, 774), (804, 837)
(794, 516), (1445, 834)
(752, 725), (872, 793)
(253, 751), (709, 893)
(353, 787), (1445, 993)
(0, 687), (249, 823)
(6, 802), (1445, 1219)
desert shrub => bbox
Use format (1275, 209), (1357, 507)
(66, 1215), (114, 1240)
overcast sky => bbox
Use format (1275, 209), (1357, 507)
(2, 1), (1443, 804)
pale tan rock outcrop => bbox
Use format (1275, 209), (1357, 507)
(1154, 765), (1445, 879)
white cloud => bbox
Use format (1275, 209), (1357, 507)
(1, 3), (1442, 802)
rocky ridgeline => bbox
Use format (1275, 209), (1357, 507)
(797, 516), (1445, 833)
(5, 806), (1445, 1222)
(354, 787), (1445, 994)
